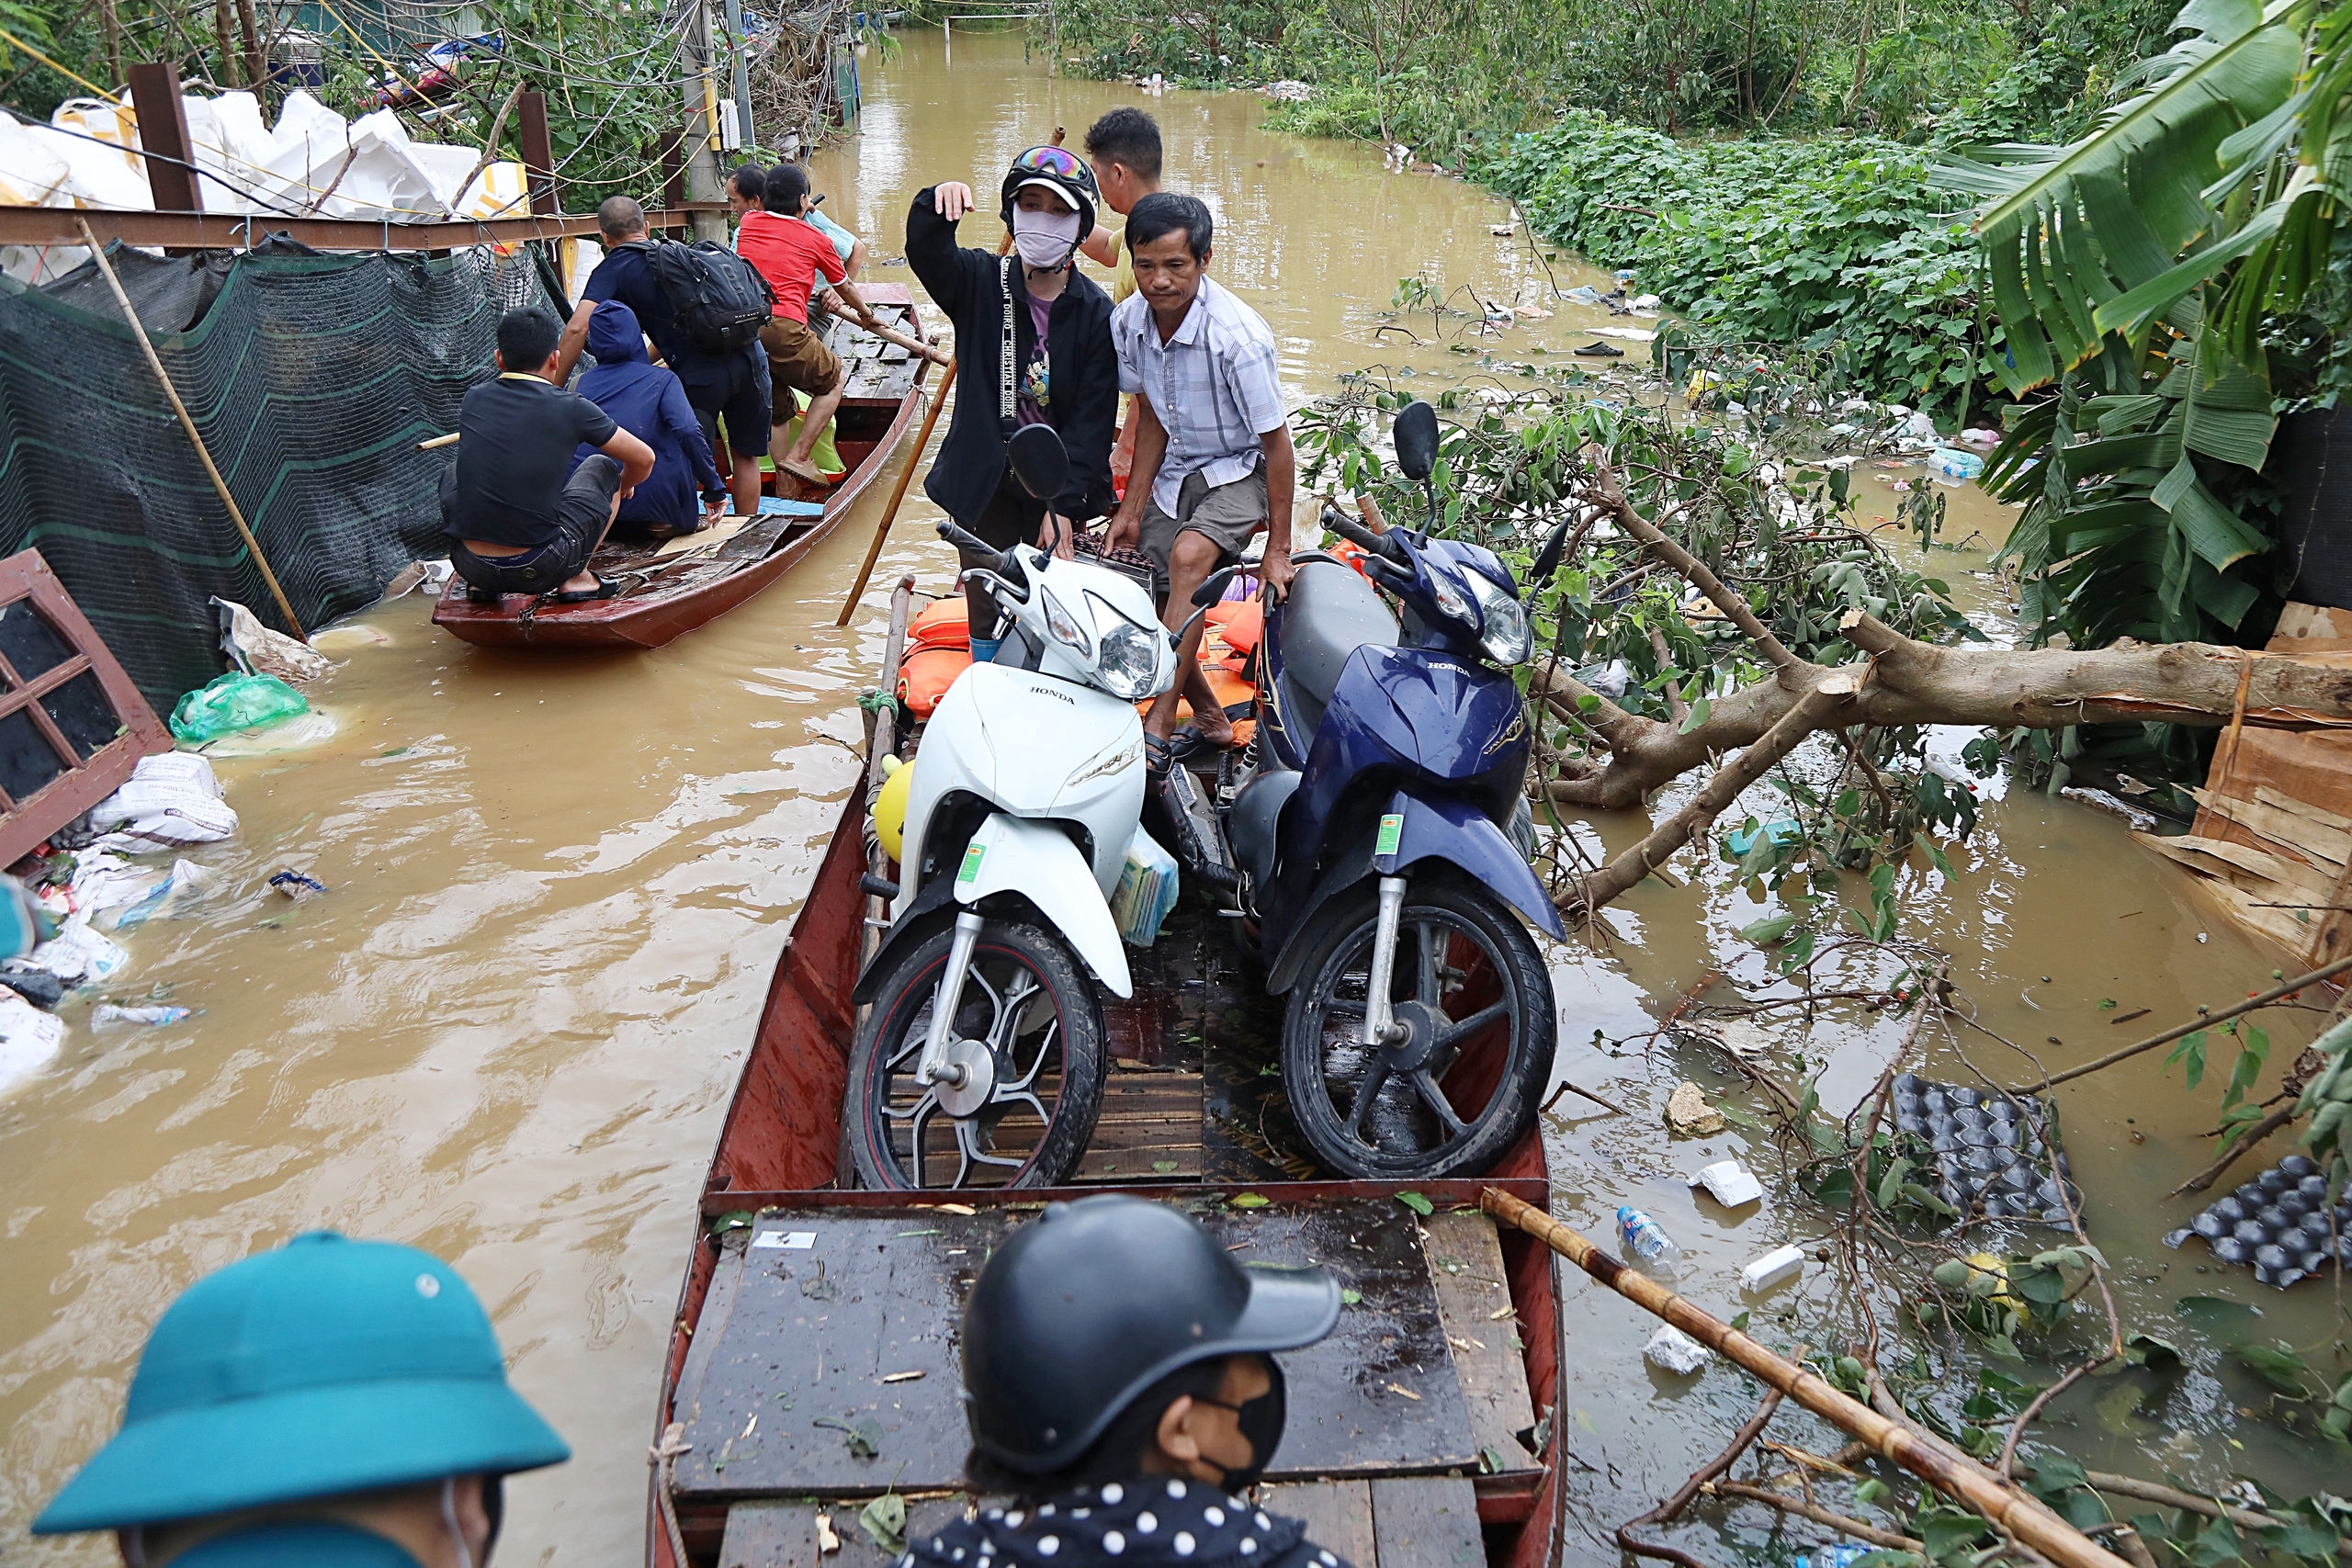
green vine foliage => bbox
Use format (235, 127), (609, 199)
(1464, 113), (1999, 411)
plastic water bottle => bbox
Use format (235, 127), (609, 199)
(1616, 1206), (1681, 1278)
(1804, 1548), (1873, 1568)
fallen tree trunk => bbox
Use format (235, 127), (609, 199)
(1540, 611), (2352, 814)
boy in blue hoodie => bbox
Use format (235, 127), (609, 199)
(571, 301), (729, 540)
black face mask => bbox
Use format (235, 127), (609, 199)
(1193, 1359), (1286, 1494)
(482, 1474), (506, 1566)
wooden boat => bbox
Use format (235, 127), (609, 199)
(646, 582), (1566, 1568)
(434, 285), (932, 649)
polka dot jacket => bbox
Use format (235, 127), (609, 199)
(900, 1476), (1358, 1568)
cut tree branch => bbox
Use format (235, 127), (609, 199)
(1587, 446), (1799, 670)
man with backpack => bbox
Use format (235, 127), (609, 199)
(557, 196), (773, 518)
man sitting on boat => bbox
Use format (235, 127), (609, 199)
(738, 164), (882, 488)
(29, 1232), (571, 1568)
(444, 308), (656, 605)
(907, 147), (1120, 662)
(1102, 192), (1297, 773)
(908, 1195), (1355, 1568)
(571, 299), (727, 541)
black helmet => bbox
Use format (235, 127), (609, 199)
(962, 1195), (1340, 1474)
(999, 144), (1099, 239)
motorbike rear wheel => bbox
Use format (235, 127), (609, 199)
(1282, 873), (1554, 1179)
(844, 914), (1104, 1190)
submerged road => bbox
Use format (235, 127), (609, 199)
(3, 29), (2343, 1568)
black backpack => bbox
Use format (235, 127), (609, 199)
(622, 238), (775, 355)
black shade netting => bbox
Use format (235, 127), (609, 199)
(0, 233), (562, 712)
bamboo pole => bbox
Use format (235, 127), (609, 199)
(77, 216), (306, 639)
(1478, 1189), (2132, 1568)
(834, 356), (954, 627)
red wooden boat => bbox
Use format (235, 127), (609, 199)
(646, 585), (1567, 1568)
(435, 286), (932, 649)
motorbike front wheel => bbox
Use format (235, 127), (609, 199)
(1283, 874), (1554, 1179)
(844, 914), (1105, 1190)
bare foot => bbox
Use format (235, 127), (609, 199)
(560, 570), (601, 594)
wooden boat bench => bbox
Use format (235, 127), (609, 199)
(673, 1197), (1542, 1566)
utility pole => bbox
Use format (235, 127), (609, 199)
(723, 0), (755, 154)
(680, 0), (726, 242)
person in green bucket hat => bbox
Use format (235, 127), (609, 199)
(34, 1231), (569, 1568)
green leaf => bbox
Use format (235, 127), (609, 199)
(1396, 1190), (1434, 1216)
(1340, 1288), (1363, 1306)
(1678, 695), (1713, 734)
(1230, 1192), (1272, 1209)
(1854, 1477), (1892, 1506)
(2236, 1341), (2313, 1394)
(2123, 1333), (2184, 1367)
(1738, 913), (1797, 946)
(859, 1492), (908, 1555)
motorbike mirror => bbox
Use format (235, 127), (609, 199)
(1006, 423), (1069, 502)
(1191, 565), (1240, 608)
(1531, 518), (1573, 584)
(1393, 400), (1439, 484)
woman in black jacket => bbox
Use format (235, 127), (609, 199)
(908, 148), (1119, 656)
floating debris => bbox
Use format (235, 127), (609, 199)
(1665, 1079), (1726, 1136)
(1891, 1074), (2079, 1226)
(2164, 1155), (2351, 1289)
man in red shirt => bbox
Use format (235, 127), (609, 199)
(738, 164), (878, 486)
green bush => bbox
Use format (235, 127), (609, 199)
(1465, 112), (1998, 408)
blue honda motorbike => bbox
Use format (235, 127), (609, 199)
(1164, 400), (1568, 1179)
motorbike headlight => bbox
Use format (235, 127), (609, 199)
(1423, 561), (1477, 629)
(1465, 570), (1532, 665)
(1095, 618), (1167, 701)
(1040, 587), (1093, 660)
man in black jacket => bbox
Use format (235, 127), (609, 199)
(906, 148), (1120, 659)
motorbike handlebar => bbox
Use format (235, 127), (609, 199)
(1326, 512), (1385, 554)
(934, 518), (991, 556)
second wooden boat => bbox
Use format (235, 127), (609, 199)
(434, 286), (932, 649)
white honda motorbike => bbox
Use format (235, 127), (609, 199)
(843, 425), (1179, 1190)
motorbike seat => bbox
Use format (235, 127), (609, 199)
(1278, 557), (1398, 740)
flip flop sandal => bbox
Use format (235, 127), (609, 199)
(778, 457), (837, 487)
(1144, 733), (1176, 779)
(1167, 724), (1236, 763)
(550, 574), (620, 604)
(464, 583), (501, 604)
(1573, 340), (1624, 357)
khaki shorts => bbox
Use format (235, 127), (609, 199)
(1140, 466), (1267, 603)
(760, 315), (842, 403)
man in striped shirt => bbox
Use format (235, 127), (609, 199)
(1103, 193), (1296, 771)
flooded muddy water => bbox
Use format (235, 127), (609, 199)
(2, 26), (2341, 1568)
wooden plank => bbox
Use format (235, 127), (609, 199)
(673, 1198), (1476, 1498)
(655, 518), (753, 557)
(127, 63), (201, 212)
(2134, 831), (2333, 899)
(2189, 787), (2349, 869)
(517, 90), (557, 215)
(718, 1496), (973, 1567)
(1371, 1476), (1484, 1567)
(1074, 1070), (1204, 1181)
(1420, 1211), (1541, 1476)
(1261, 1480), (1376, 1566)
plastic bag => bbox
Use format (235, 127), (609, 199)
(170, 672), (309, 743)
(1111, 829), (1180, 947)
(90, 752), (237, 851)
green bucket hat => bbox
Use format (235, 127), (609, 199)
(35, 1232), (569, 1535)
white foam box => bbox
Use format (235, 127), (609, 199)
(1739, 1243), (1807, 1292)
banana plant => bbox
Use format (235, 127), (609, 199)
(1936, 0), (2314, 393)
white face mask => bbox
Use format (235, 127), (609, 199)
(440, 1479), (473, 1568)
(1012, 205), (1082, 270)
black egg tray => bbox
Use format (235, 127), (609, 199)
(1889, 1073), (2081, 1227)
(2163, 1155), (2351, 1290)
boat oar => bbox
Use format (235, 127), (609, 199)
(1478, 1188), (2131, 1568)
(77, 215), (307, 640)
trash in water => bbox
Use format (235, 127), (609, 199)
(1616, 1206), (1681, 1277)
(1723, 818), (1799, 857)
(91, 1003), (192, 1027)
(213, 597), (331, 683)
(0, 876), (40, 963)
(1739, 1243), (1806, 1292)
(1571, 659), (1631, 699)
(2165, 1155), (2350, 1289)
(1559, 284), (1606, 306)
(1627, 293), (1662, 313)
(1927, 446), (1985, 480)
(1959, 427), (2003, 448)
(2058, 786), (2156, 832)
(197, 707), (339, 758)
(1643, 1323), (1710, 1375)
(1803, 1547), (1877, 1568)
(1261, 79), (1312, 102)
(1900, 410), (1940, 441)
(0, 967), (63, 1009)
(25, 915), (127, 987)
(1690, 1159), (1764, 1208)
(0, 989), (64, 1090)
(1891, 1073), (2078, 1226)
(1665, 1080), (1726, 1136)
(169, 672), (309, 745)
(382, 559), (454, 600)
(268, 868), (328, 903)
(106, 859), (215, 931)
(1489, 223), (1517, 238)
(90, 752), (237, 852)
(1573, 341), (1624, 358)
